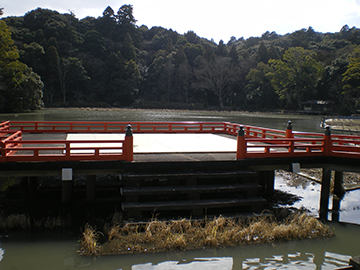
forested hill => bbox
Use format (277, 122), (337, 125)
(1, 5), (360, 114)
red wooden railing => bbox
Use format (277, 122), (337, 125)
(1, 138), (132, 162)
(6, 120), (289, 137)
(1, 120), (360, 162)
(7, 121), (228, 134)
(0, 120), (10, 131)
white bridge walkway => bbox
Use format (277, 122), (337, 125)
(66, 133), (241, 154)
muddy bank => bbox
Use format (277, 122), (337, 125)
(276, 169), (360, 191)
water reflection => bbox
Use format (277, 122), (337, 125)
(133, 257), (233, 270)
(1, 222), (359, 269)
(0, 108), (324, 133)
(275, 173), (360, 224)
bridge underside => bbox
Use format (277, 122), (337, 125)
(1, 155), (360, 177)
(1, 155), (358, 221)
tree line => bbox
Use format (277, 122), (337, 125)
(1, 5), (360, 114)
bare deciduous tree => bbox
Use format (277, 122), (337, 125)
(195, 56), (237, 109)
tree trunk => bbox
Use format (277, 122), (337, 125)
(219, 95), (224, 109)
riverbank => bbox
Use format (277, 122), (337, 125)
(278, 169), (360, 191)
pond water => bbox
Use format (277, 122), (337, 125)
(0, 107), (324, 133)
(0, 221), (359, 269)
(0, 108), (359, 269)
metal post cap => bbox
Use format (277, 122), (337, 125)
(325, 125), (331, 136)
(238, 126), (245, 136)
(287, 121), (292, 130)
(125, 124), (133, 137)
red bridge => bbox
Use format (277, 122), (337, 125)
(1, 120), (360, 162)
(1, 120), (360, 221)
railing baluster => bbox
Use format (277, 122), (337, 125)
(65, 142), (70, 157)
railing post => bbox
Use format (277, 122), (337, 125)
(0, 141), (6, 162)
(285, 121), (294, 152)
(236, 126), (246, 160)
(324, 126), (332, 156)
(124, 124), (133, 161)
(285, 121), (293, 138)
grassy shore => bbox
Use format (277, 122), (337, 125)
(78, 212), (334, 256)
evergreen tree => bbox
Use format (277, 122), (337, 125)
(0, 20), (43, 112)
(268, 47), (323, 109)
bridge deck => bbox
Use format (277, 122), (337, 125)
(20, 133), (267, 162)
(67, 133), (239, 154)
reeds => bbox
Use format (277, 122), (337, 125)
(0, 213), (31, 230)
(78, 224), (101, 256)
(79, 212), (334, 256)
(0, 213), (70, 230)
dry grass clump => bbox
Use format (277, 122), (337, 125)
(79, 212), (334, 256)
(78, 224), (102, 256)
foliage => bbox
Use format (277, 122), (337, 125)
(267, 47), (323, 109)
(246, 62), (278, 109)
(342, 45), (360, 113)
(1, 6), (360, 113)
(0, 20), (43, 112)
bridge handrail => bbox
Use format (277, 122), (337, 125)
(292, 131), (323, 138)
(0, 120), (10, 131)
(2, 120), (360, 162)
(0, 135), (133, 162)
(7, 121), (228, 134)
(237, 137), (325, 159)
(0, 130), (22, 158)
(223, 122), (287, 139)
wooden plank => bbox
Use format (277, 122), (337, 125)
(120, 183), (261, 195)
(120, 170), (258, 180)
(122, 197), (266, 211)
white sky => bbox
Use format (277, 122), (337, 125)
(1, 0), (360, 43)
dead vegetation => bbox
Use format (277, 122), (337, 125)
(0, 212), (71, 230)
(78, 212), (334, 256)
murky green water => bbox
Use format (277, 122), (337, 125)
(1, 108), (359, 269)
(0, 221), (359, 269)
(0, 108), (324, 133)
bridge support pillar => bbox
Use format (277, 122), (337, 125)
(20, 176), (38, 203)
(259, 170), (275, 196)
(62, 168), (73, 204)
(86, 175), (96, 203)
(332, 171), (344, 222)
(319, 168), (331, 220)
(21, 176), (29, 203)
(29, 176), (38, 202)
